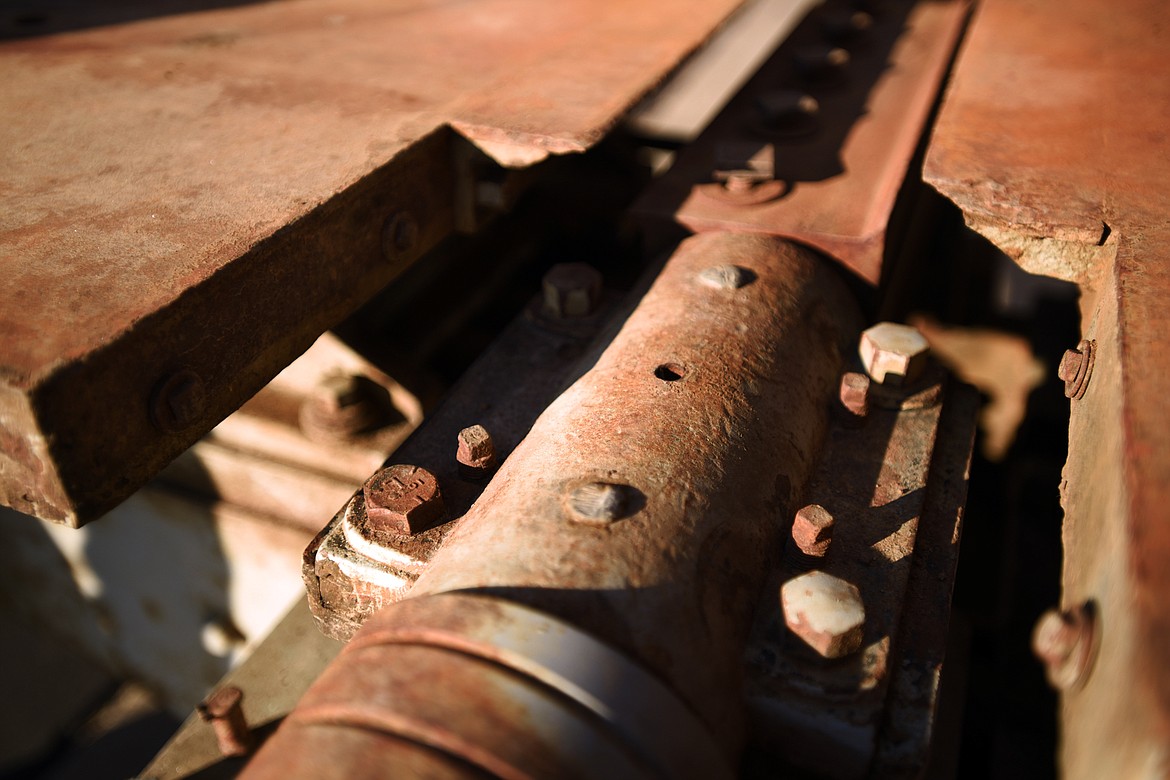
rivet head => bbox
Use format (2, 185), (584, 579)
(150, 369), (206, 432)
(781, 570), (865, 659)
(381, 211), (419, 260)
(566, 481), (636, 525)
(362, 464), (444, 536)
(698, 264), (753, 290)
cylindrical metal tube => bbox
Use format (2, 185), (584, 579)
(242, 232), (860, 777)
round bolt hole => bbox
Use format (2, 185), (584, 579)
(654, 363), (686, 382)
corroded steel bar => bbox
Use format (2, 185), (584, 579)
(241, 231), (861, 776)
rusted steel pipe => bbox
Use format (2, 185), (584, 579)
(242, 232), (860, 777)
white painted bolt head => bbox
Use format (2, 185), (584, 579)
(780, 570), (865, 659)
(859, 322), (929, 385)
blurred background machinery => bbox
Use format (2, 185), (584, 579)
(0, 0), (1165, 777)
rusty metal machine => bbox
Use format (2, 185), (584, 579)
(1, 0), (1167, 777)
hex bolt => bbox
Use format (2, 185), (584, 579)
(792, 45), (850, 81)
(456, 424), (497, 479)
(859, 322), (930, 385)
(566, 481), (633, 525)
(792, 504), (834, 558)
(1033, 603), (1097, 691)
(197, 686), (253, 758)
(698, 264), (753, 290)
(150, 369), (206, 432)
(299, 373), (389, 442)
(754, 90), (820, 137)
(542, 263), (603, 319)
(780, 570), (866, 659)
(362, 464), (445, 536)
(1057, 339), (1095, 400)
(381, 210), (419, 260)
(839, 371), (870, 421)
(821, 10), (873, 44)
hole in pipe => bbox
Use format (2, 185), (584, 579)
(655, 363), (686, 381)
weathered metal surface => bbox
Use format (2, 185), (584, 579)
(0, 0), (749, 527)
(388, 232), (861, 756)
(304, 274), (624, 640)
(240, 594), (732, 780)
(923, 0), (1170, 775)
(635, 0), (969, 283)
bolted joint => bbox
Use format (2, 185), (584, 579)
(362, 464), (445, 537)
(781, 570), (866, 659)
(541, 263), (603, 319)
(299, 372), (392, 442)
(150, 369), (206, 433)
(859, 322), (930, 385)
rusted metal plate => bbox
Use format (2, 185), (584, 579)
(635, 0), (968, 283)
(0, 0), (748, 526)
(923, 0), (1170, 775)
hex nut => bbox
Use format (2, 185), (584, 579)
(1057, 339), (1095, 400)
(859, 322), (930, 385)
(299, 373), (390, 441)
(362, 464), (444, 537)
(792, 504), (834, 557)
(542, 263), (603, 319)
(781, 570), (865, 659)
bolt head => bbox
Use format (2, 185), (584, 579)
(300, 373), (390, 441)
(542, 263), (603, 319)
(859, 322), (930, 385)
(456, 424), (496, 470)
(151, 369), (206, 432)
(1032, 604), (1096, 690)
(781, 570), (865, 659)
(362, 464), (444, 536)
(381, 211), (419, 259)
(792, 504), (834, 557)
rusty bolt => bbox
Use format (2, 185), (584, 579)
(793, 45), (850, 81)
(542, 263), (603, 319)
(839, 371), (870, 420)
(1032, 603), (1097, 691)
(859, 322), (930, 385)
(566, 481), (634, 526)
(821, 10), (873, 44)
(781, 570), (866, 659)
(150, 369), (206, 432)
(381, 210), (419, 260)
(754, 90), (820, 137)
(456, 424), (497, 478)
(1057, 339), (1095, 400)
(299, 373), (389, 442)
(698, 264), (753, 290)
(792, 504), (834, 557)
(362, 464), (445, 536)
(197, 685), (253, 758)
